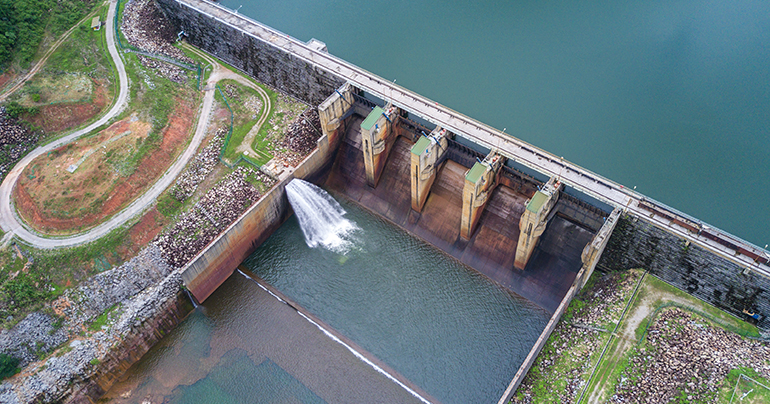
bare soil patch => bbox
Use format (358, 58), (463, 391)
(128, 208), (165, 248)
(0, 70), (15, 91)
(24, 78), (110, 134)
(14, 99), (196, 234)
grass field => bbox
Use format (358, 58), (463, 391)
(214, 78), (280, 167)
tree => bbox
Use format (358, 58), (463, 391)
(0, 0), (18, 66)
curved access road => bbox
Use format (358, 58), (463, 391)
(183, 43), (272, 161)
(0, 0), (130, 248)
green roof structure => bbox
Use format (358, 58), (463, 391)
(466, 162), (486, 184)
(361, 106), (384, 131)
(411, 136), (432, 155)
(526, 191), (548, 213)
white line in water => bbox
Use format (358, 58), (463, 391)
(237, 269), (432, 404)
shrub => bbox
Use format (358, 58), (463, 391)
(0, 353), (19, 379)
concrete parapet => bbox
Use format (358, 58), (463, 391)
(514, 177), (563, 269)
(460, 150), (504, 239)
(361, 103), (400, 187)
(410, 126), (449, 212)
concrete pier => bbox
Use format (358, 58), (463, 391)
(327, 120), (596, 313)
(361, 104), (399, 187)
(410, 127), (449, 212)
(460, 151), (504, 240)
(514, 177), (563, 269)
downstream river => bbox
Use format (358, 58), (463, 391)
(220, 0), (770, 247)
(105, 198), (549, 403)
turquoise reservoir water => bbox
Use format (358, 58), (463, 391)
(105, 198), (549, 403)
(219, 0), (770, 247)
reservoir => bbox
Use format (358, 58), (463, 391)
(104, 192), (550, 403)
(217, 0), (770, 247)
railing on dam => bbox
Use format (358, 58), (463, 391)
(174, 0), (770, 276)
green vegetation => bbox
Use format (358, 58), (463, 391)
(716, 367), (770, 404)
(0, 225), (132, 329)
(4, 101), (38, 119)
(217, 79), (274, 165)
(43, 11), (110, 77)
(0, 0), (99, 69)
(251, 90), (308, 162)
(0, 353), (20, 379)
(88, 303), (120, 331)
(156, 191), (184, 218)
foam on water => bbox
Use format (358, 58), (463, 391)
(285, 179), (359, 253)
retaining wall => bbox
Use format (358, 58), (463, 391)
(181, 117), (351, 303)
(597, 214), (770, 331)
(180, 179), (290, 302)
(156, 0), (345, 106)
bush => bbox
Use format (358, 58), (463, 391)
(4, 101), (38, 118)
(0, 353), (19, 379)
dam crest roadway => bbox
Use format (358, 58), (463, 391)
(171, 0), (769, 277)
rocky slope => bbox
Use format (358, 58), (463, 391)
(0, 245), (188, 404)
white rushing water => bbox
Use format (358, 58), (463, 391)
(285, 179), (359, 253)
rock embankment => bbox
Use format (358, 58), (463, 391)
(279, 108), (322, 166)
(50, 246), (172, 331)
(0, 246), (186, 404)
(121, 0), (194, 82)
(612, 308), (770, 403)
(0, 313), (68, 369)
(0, 107), (39, 181)
(156, 165), (275, 268)
(172, 127), (226, 202)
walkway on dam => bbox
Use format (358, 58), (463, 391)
(177, 0), (770, 277)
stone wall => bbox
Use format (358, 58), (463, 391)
(155, 0), (344, 106)
(0, 267), (189, 404)
(598, 214), (770, 331)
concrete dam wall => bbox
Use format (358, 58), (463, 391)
(325, 116), (604, 313)
(152, 0), (768, 400)
(157, 0), (344, 106)
(598, 215), (770, 330)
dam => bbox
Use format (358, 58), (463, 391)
(106, 0), (770, 402)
